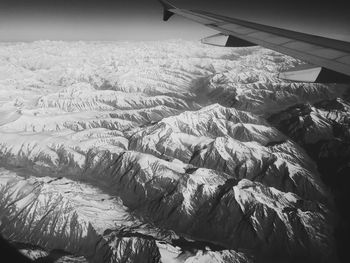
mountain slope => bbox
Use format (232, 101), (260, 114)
(0, 40), (347, 263)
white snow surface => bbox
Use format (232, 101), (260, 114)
(0, 40), (342, 263)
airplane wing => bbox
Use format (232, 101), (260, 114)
(158, 0), (350, 83)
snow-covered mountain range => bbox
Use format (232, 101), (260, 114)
(0, 40), (348, 263)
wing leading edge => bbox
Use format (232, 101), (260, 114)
(158, 0), (350, 83)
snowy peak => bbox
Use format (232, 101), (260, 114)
(0, 40), (345, 263)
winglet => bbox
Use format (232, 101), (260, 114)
(158, 0), (176, 21)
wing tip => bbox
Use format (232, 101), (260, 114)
(158, 0), (176, 21)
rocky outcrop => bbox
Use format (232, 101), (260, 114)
(269, 97), (350, 262)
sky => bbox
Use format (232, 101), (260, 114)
(0, 0), (349, 42)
